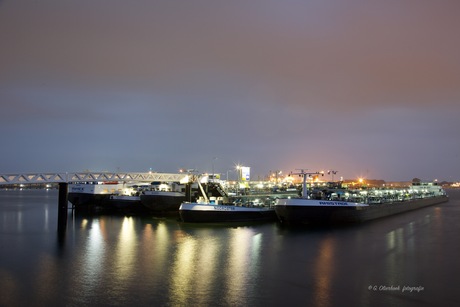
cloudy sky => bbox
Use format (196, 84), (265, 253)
(1, 0), (459, 181)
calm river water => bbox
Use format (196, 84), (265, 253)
(1, 189), (459, 307)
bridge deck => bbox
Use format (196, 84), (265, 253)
(0, 172), (187, 185)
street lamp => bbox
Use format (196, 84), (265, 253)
(327, 170), (338, 181)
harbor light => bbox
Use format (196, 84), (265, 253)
(180, 175), (189, 184)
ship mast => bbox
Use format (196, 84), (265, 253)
(290, 169), (323, 198)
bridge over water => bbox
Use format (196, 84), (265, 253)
(0, 172), (188, 235)
(0, 172), (187, 185)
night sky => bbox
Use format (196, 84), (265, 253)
(1, 0), (459, 181)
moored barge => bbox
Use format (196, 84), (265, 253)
(275, 170), (449, 225)
(179, 176), (278, 223)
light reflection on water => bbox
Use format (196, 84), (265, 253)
(170, 230), (198, 306)
(385, 226), (404, 288)
(163, 226), (265, 306)
(0, 189), (459, 306)
(226, 229), (255, 301)
(313, 236), (335, 307)
(81, 219), (106, 298)
(115, 217), (137, 282)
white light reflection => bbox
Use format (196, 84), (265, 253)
(224, 228), (260, 305)
(192, 233), (220, 306)
(385, 227), (404, 285)
(44, 208), (49, 232)
(406, 222), (415, 252)
(160, 226), (265, 306)
(114, 217), (137, 282)
(152, 222), (170, 272)
(190, 234), (221, 306)
(80, 219), (88, 229)
(250, 233), (262, 275)
(81, 219), (105, 295)
(139, 222), (159, 285)
(139, 221), (177, 293)
(1, 212), (23, 233)
(17, 211), (22, 232)
(170, 233), (198, 306)
(154, 222), (170, 264)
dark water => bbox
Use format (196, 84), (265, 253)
(1, 189), (459, 307)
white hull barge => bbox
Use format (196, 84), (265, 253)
(68, 182), (126, 209)
(179, 174), (277, 223)
(69, 182), (150, 213)
(179, 202), (277, 223)
(140, 180), (229, 214)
